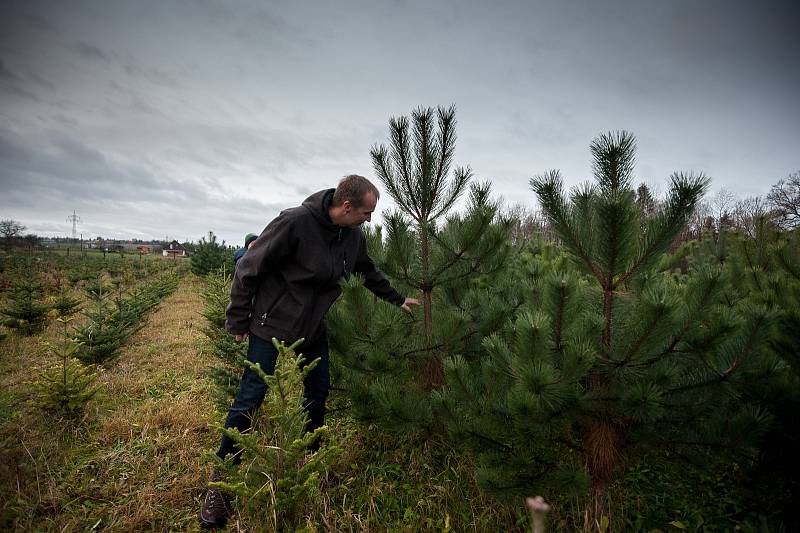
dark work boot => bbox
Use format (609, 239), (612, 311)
(199, 469), (230, 528)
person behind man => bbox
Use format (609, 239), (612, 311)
(200, 174), (419, 527)
(233, 233), (258, 266)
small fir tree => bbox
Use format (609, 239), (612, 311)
(51, 288), (81, 318)
(74, 276), (137, 364)
(71, 271), (180, 366)
(200, 267), (246, 409)
(214, 338), (339, 530)
(1, 266), (50, 335)
(35, 315), (99, 413)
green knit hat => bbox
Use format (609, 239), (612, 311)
(244, 233), (258, 247)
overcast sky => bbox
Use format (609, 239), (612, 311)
(1, 0), (798, 244)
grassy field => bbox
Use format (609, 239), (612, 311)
(0, 273), (523, 532)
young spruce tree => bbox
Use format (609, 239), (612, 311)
(200, 267), (247, 409)
(1, 265), (50, 335)
(214, 339), (339, 530)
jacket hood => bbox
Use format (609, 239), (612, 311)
(302, 188), (353, 236)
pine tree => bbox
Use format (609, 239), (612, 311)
(371, 105), (471, 337)
(360, 105), (514, 392)
(214, 338), (339, 530)
(712, 219), (800, 525)
(328, 107), (516, 438)
(435, 131), (778, 522)
(190, 232), (233, 276)
(329, 182), (516, 435)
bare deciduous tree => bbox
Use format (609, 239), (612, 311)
(1, 218), (26, 251)
(731, 196), (769, 237)
(767, 171), (800, 229)
(709, 187), (736, 231)
(503, 203), (554, 245)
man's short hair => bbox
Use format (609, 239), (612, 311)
(332, 174), (380, 207)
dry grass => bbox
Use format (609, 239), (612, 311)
(0, 272), (222, 532)
(1, 267), (523, 532)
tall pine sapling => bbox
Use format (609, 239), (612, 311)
(328, 106), (514, 437)
(371, 105), (471, 338)
(435, 131), (778, 523)
(368, 105), (512, 390)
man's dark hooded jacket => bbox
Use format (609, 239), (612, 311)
(225, 189), (404, 344)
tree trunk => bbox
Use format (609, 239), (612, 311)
(420, 226), (433, 336)
(418, 223), (443, 390)
(583, 418), (624, 528)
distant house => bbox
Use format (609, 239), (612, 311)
(162, 240), (188, 257)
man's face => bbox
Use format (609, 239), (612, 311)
(342, 192), (377, 228)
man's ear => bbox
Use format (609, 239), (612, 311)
(342, 200), (352, 212)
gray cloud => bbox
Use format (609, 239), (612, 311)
(71, 41), (110, 63)
(1, 0), (797, 244)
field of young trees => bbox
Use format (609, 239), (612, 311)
(1, 112), (798, 532)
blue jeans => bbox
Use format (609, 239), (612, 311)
(216, 333), (330, 462)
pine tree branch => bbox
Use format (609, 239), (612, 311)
(433, 260), (506, 287)
(390, 116), (416, 216)
(413, 107), (434, 219)
(400, 341), (451, 359)
(432, 106), (455, 211)
(775, 245), (800, 281)
(739, 239), (762, 292)
(632, 269), (723, 368)
(372, 145), (418, 221)
(619, 313), (660, 365)
(466, 429), (516, 453)
(532, 172), (605, 285)
(668, 312), (766, 394)
(615, 173), (708, 289)
(553, 281), (565, 353)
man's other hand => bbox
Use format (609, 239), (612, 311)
(234, 333), (248, 342)
(400, 297), (420, 313)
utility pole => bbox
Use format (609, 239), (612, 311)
(66, 210), (82, 241)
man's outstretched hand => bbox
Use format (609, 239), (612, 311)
(400, 297), (421, 313)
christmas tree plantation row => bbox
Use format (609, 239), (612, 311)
(0, 271), (223, 531)
(0, 252), (186, 412)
